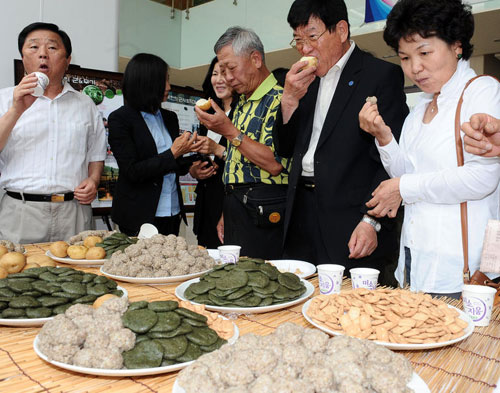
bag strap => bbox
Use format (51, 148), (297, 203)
(454, 74), (491, 283)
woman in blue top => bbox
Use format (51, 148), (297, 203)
(108, 53), (202, 236)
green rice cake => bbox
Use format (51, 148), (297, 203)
(200, 337), (227, 352)
(123, 340), (163, 369)
(148, 301), (178, 312)
(150, 311), (181, 332)
(26, 307), (52, 318)
(122, 309), (159, 334)
(186, 326), (219, 346)
(175, 341), (202, 363)
(215, 270), (248, 291)
(128, 301), (148, 311)
(277, 272), (302, 290)
(155, 335), (188, 360)
(174, 307), (207, 322)
(246, 271), (270, 288)
(9, 296), (41, 308)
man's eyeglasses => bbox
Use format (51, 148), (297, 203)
(290, 30), (327, 50)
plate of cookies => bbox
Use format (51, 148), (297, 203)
(302, 288), (474, 350)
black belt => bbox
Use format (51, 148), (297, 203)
(299, 176), (315, 189)
(6, 191), (74, 203)
(224, 182), (264, 194)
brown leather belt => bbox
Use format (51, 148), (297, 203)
(6, 191), (74, 203)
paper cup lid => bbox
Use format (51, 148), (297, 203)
(138, 223), (158, 239)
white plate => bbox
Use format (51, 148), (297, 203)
(302, 299), (474, 351)
(100, 267), (211, 285)
(267, 259), (316, 279)
(0, 286), (128, 327)
(207, 249), (220, 260)
(175, 277), (315, 314)
(172, 372), (430, 393)
(33, 318), (239, 376)
(46, 250), (106, 266)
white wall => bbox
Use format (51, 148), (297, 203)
(119, 0), (182, 67)
(179, 0), (294, 68)
(118, 0), (294, 69)
(0, 0), (119, 89)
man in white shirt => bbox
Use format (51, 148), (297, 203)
(0, 22), (106, 243)
(273, 0), (408, 284)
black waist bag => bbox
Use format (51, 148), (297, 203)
(234, 184), (287, 228)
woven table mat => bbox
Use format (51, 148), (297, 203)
(0, 244), (498, 393)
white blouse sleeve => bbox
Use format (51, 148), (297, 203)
(375, 136), (407, 178)
(400, 76), (500, 205)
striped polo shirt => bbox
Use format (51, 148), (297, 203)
(223, 73), (289, 185)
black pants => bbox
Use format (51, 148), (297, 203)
(223, 184), (286, 260)
(284, 183), (396, 286)
(120, 214), (181, 237)
(283, 184), (330, 265)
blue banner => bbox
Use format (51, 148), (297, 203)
(364, 0), (395, 23)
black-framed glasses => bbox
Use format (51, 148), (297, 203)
(290, 29), (327, 50)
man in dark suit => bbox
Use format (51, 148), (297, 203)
(273, 0), (408, 283)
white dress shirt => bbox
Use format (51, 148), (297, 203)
(376, 60), (500, 293)
(302, 41), (355, 176)
(0, 81), (107, 194)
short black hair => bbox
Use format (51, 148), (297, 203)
(122, 53), (168, 113)
(384, 0), (474, 60)
(18, 22), (72, 58)
(287, 0), (350, 37)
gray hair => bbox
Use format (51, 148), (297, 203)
(214, 26), (265, 62)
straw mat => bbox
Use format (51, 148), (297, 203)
(0, 244), (498, 392)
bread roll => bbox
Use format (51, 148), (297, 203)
(196, 98), (212, 111)
(299, 56), (318, 70)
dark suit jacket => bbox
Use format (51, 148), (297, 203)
(108, 105), (191, 234)
(191, 125), (227, 248)
(273, 46), (409, 263)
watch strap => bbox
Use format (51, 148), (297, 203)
(361, 215), (381, 232)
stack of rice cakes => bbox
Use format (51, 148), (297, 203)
(184, 258), (307, 307)
(0, 267), (122, 319)
(121, 300), (227, 368)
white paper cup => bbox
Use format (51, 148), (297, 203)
(462, 284), (496, 326)
(217, 245), (241, 264)
(317, 264), (345, 294)
(137, 223), (158, 239)
(32, 72), (49, 97)
(350, 268), (380, 290)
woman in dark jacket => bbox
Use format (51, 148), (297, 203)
(190, 57), (238, 248)
(108, 53), (201, 236)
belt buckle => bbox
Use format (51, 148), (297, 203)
(51, 194), (65, 203)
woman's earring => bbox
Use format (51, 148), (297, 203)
(457, 53), (463, 60)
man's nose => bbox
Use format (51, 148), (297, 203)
(38, 47), (48, 58)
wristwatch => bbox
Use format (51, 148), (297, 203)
(361, 214), (381, 232)
(230, 132), (244, 147)
(221, 149), (228, 160)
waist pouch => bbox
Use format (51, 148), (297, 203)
(233, 184), (287, 228)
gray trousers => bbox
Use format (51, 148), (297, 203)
(0, 192), (92, 243)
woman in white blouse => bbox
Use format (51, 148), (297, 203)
(359, 0), (500, 298)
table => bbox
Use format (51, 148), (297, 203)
(0, 244), (498, 393)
